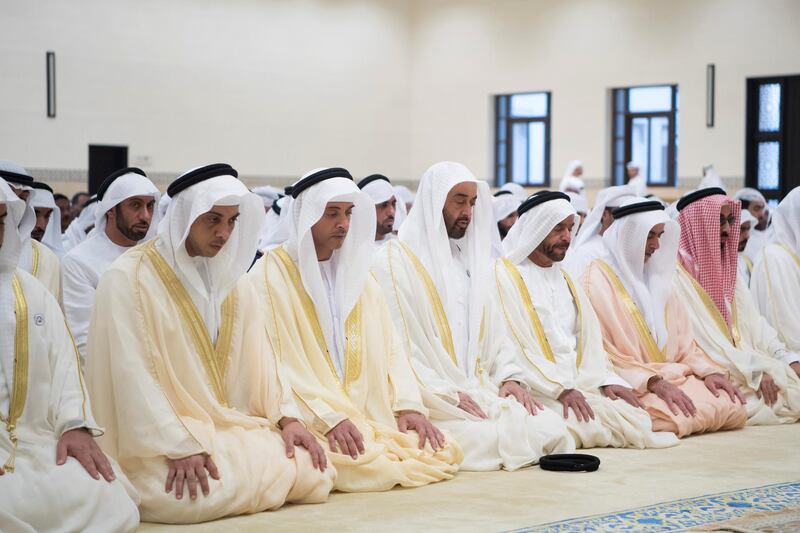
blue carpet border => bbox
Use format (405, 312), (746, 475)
(509, 480), (800, 532)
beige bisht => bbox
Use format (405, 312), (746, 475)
(373, 162), (574, 472)
(86, 171), (334, 524)
(495, 193), (678, 449)
(0, 180), (139, 533)
(248, 171), (461, 492)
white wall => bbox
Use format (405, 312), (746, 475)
(2, 0), (799, 189)
(408, 0), (800, 187)
(0, 0), (412, 181)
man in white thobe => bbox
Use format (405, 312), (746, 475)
(738, 209), (758, 286)
(357, 174), (407, 243)
(494, 191), (678, 449)
(0, 161), (61, 300)
(734, 187), (773, 263)
(373, 161), (573, 472)
(751, 187), (800, 368)
(62, 168), (160, 366)
(674, 187), (800, 425)
(29, 182), (65, 258)
(563, 184), (636, 279)
(0, 179), (139, 533)
(62, 195), (98, 253)
(492, 190), (521, 241)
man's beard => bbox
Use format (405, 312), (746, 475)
(377, 218), (394, 237)
(31, 228), (45, 241)
(542, 242), (568, 262)
(117, 216), (148, 241)
(738, 239), (748, 253)
(447, 218), (469, 239)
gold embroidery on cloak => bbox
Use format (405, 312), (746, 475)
(679, 265), (740, 347)
(30, 241), (40, 277)
(143, 240), (236, 406)
(1, 275), (29, 472)
(272, 248), (362, 391)
(596, 260), (666, 363)
(396, 241), (458, 366)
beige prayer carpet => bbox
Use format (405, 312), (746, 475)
(138, 424), (800, 532)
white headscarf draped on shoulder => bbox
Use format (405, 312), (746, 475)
(601, 197), (680, 349)
(157, 164), (263, 336)
(770, 186), (800, 253)
(399, 161), (494, 359)
(502, 192), (577, 264)
(283, 167), (375, 355)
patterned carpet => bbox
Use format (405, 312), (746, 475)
(515, 482), (800, 532)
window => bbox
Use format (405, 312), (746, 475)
(745, 76), (800, 202)
(610, 85), (678, 187)
(495, 92), (551, 186)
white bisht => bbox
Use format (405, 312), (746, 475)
(496, 193), (678, 449)
(0, 180), (139, 532)
(373, 161), (573, 472)
(61, 170), (160, 366)
(751, 187), (800, 354)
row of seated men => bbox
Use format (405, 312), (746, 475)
(0, 157), (798, 531)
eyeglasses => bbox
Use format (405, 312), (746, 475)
(719, 215), (736, 226)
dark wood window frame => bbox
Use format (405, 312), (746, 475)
(610, 84), (678, 187)
(495, 92), (552, 187)
(745, 76), (789, 203)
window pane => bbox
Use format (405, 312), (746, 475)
(510, 93), (548, 118)
(511, 123), (528, 184)
(649, 117), (669, 184)
(628, 86), (673, 112)
(631, 117), (650, 180)
(527, 122), (545, 185)
(758, 83), (781, 132)
(615, 113), (625, 136)
(757, 142), (780, 190)
(497, 117), (506, 142)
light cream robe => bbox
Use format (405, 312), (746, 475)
(248, 249), (462, 492)
(29, 240), (61, 302)
(86, 241), (334, 524)
(0, 270), (139, 533)
(752, 243), (800, 353)
(494, 258), (679, 449)
(372, 240), (574, 471)
(584, 260), (748, 437)
(676, 266), (800, 424)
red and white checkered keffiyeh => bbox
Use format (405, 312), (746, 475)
(677, 194), (741, 330)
